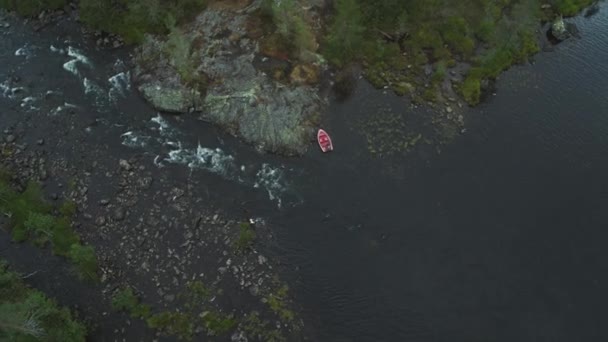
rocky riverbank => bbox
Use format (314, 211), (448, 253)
(0, 9), (306, 341)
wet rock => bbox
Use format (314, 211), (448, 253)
(119, 159), (132, 171)
(113, 208), (126, 221)
(249, 285), (260, 296)
(138, 82), (202, 113)
(550, 16), (575, 41)
(95, 216), (107, 226)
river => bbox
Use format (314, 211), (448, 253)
(2, 4), (608, 342)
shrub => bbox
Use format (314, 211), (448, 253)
(0, 260), (87, 341)
(111, 287), (151, 319)
(68, 244), (99, 282)
(147, 311), (194, 340)
(461, 75), (481, 105)
(234, 222), (256, 252)
(0, 0), (67, 17)
(323, 0), (365, 66)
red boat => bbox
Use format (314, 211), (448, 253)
(317, 129), (333, 152)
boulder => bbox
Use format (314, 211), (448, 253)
(138, 82), (202, 113)
(550, 16), (571, 41)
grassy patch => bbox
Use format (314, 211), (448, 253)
(0, 178), (98, 282)
(111, 287), (152, 319)
(0, 259), (88, 341)
(322, 0), (594, 105)
(234, 222), (256, 252)
(265, 284), (295, 322)
(0, 0), (66, 17)
(112, 281), (241, 340)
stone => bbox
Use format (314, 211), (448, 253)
(164, 294), (175, 302)
(249, 285), (260, 296)
(95, 216), (107, 226)
(446, 106), (453, 113)
(113, 208), (126, 221)
(550, 16), (572, 41)
(119, 159), (132, 171)
(5, 134), (15, 143)
(138, 82), (202, 114)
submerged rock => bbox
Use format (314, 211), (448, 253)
(133, 1), (326, 155)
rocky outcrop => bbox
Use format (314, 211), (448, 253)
(133, 1), (326, 155)
(550, 16), (576, 41)
(138, 81), (201, 113)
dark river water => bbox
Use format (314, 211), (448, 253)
(2, 4), (608, 342)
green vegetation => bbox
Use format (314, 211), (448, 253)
(78, 0), (207, 44)
(0, 260), (88, 341)
(0, 0), (66, 17)
(111, 277), (298, 340)
(265, 284), (295, 322)
(261, 0), (316, 60)
(0, 0), (206, 44)
(111, 287), (152, 319)
(112, 281), (237, 340)
(242, 311), (285, 342)
(323, 0), (594, 104)
(0, 177), (98, 281)
(234, 222), (256, 252)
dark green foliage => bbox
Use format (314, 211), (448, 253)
(234, 222), (256, 252)
(68, 245), (99, 282)
(0, 260), (88, 341)
(0, 178), (98, 282)
(261, 0), (316, 58)
(265, 285), (294, 322)
(78, 0), (207, 44)
(323, 0), (365, 66)
(0, 0), (66, 17)
(147, 312), (194, 340)
(201, 311), (236, 335)
(322, 0), (592, 104)
(111, 287), (151, 319)
(242, 311), (285, 342)
(552, 0), (595, 15)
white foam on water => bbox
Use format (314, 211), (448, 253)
(50, 45), (65, 54)
(108, 71), (131, 102)
(254, 163), (288, 208)
(165, 143), (240, 179)
(49, 102), (78, 116)
(122, 115), (295, 208)
(83, 77), (108, 108)
(0, 81), (11, 98)
(0, 80), (25, 100)
(15, 45), (35, 59)
(62, 46), (92, 77)
(150, 114), (180, 138)
(20, 96), (38, 110)
(121, 131), (152, 148)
